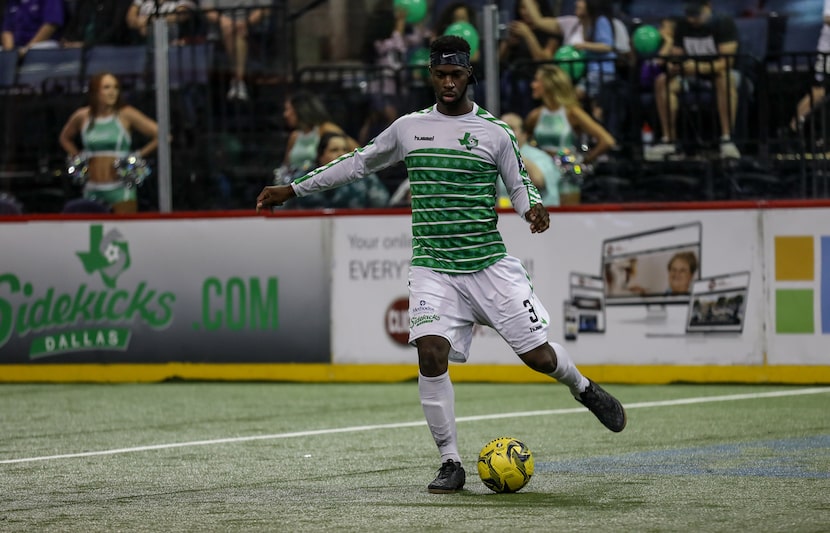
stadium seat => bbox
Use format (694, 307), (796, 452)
(16, 47), (83, 93)
(0, 193), (23, 214)
(167, 43), (213, 90)
(0, 50), (17, 91)
(764, 0), (825, 52)
(61, 198), (113, 214)
(84, 45), (149, 90)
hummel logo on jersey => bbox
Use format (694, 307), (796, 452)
(415, 135), (434, 141)
(458, 132), (479, 150)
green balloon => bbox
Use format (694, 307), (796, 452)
(408, 47), (430, 79)
(394, 0), (427, 24)
(632, 25), (662, 56)
(443, 21), (480, 57)
(553, 45), (586, 81)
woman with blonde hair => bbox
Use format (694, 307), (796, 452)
(525, 63), (614, 165)
(59, 72), (159, 214)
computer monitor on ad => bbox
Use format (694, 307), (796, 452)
(602, 222), (702, 307)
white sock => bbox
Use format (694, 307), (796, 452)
(547, 342), (589, 397)
(721, 135), (731, 142)
(419, 371), (460, 465)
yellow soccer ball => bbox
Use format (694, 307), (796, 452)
(477, 437), (534, 493)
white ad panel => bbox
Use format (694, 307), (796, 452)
(471, 210), (764, 365)
(331, 215), (415, 363)
(763, 208), (830, 365)
(332, 209), (765, 366)
(0, 217), (331, 363)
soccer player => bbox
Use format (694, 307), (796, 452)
(256, 34), (627, 494)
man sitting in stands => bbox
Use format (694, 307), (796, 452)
(645, 0), (740, 160)
(1, 0), (65, 56)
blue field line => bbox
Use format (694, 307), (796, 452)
(536, 435), (830, 479)
(1, 387), (829, 465)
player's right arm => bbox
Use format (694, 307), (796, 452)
(257, 117), (405, 211)
(256, 185), (296, 212)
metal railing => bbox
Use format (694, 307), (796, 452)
(1, 6), (829, 211)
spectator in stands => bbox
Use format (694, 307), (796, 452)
(499, 0), (558, 117)
(201, 1), (269, 101)
(656, 17), (678, 64)
(525, 64), (615, 165)
(62, 0), (132, 48)
(126, 0), (198, 47)
(58, 72), (159, 214)
(517, 0), (620, 113)
(291, 132), (390, 209)
(435, 2), (480, 63)
(1, 0), (65, 57)
(791, 0), (830, 131)
(645, 0), (741, 160)
(280, 90), (359, 175)
(360, 0), (431, 144)
(499, 0), (557, 63)
(500, 112), (561, 206)
(638, 17), (677, 140)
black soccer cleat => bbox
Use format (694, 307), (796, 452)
(576, 379), (627, 432)
(427, 459), (466, 494)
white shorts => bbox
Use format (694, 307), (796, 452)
(408, 256), (550, 362)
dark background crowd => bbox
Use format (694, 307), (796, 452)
(0, 0), (827, 214)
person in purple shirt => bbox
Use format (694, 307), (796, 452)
(1, 0), (65, 57)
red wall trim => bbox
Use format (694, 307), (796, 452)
(1, 199), (829, 223)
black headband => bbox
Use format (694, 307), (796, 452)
(429, 50), (471, 68)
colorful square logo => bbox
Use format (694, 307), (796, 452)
(774, 236), (813, 281)
(775, 289), (814, 334)
(774, 235), (830, 335)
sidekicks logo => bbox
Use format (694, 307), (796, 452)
(77, 225), (131, 288)
(0, 224), (175, 359)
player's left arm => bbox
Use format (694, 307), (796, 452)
(495, 125), (545, 231)
(524, 203), (550, 234)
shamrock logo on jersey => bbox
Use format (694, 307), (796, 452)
(458, 132), (479, 151)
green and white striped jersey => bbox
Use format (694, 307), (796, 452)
(292, 103), (543, 274)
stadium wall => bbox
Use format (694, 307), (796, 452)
(1, 201), (829, 383)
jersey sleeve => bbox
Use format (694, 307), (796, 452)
(291, 120), (404, 198)
(496, 126), (543, 218)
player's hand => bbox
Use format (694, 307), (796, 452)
(256, 185), (295, 213)
(525, 203), (549, 234)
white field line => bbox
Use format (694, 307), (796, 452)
(2, 387), (828, 465)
